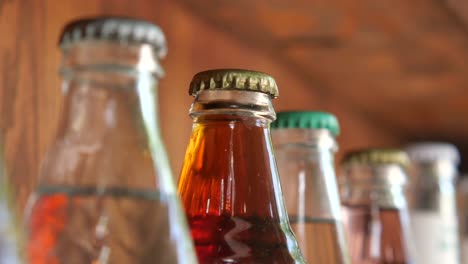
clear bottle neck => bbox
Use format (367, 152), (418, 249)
(59, 41), (163, 135)
(273, 129), (342, 220)
(408, 160), (459, 213)
(40, 42), (173, 193)
(341, 164), (408, 209)
(410, 160), (458, 187)
(272, 129), (337, 150)
(61, 41), (164, 77)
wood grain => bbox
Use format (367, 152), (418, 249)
(1, 0), (413, 211)
(180, 0), (468, 170)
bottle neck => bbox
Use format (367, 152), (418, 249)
(410, 160), (458, 187)
(58, 71), (162, 149)
(40, 42), (174, 193)
(179, 90), (287, 218)
(273, 129), (342, 221)
(408, 160), (459, 213)
(341, 164), (408, 209)
(59, 41), (164, 136)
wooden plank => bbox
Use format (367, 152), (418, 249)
(447, 0), (468, 30)
(0, 0), (409, 211)
(180, 0), (468, 152)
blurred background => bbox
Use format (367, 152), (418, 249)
(1, 0), (468, 208)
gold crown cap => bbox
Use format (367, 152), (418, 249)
(342, 148), (410, 167)
(189, 69), (279, 98)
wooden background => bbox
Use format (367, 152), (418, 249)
(1, 0), (467, 209)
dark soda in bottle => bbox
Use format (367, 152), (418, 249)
(178, 69), (305, 263)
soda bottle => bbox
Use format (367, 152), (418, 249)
(406, 143), (461, 264)
(25, 17), (197, 264)
(341, 149), (416, 264)
(178, 69), (305, 263)
(271, 111), (350, 264)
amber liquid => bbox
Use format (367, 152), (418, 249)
(190, 214), (295, 263)
(289, 217), (347, 264)
(341, 204), (414, 264)
(27, 186), (186, 264)
(178, 116), (303, 263)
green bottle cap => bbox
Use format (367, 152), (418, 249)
(271, 111), (340, 136)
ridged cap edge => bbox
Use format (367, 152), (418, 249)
(189, 69), (279, 98)
(342, 148), (410, 167)
(271, 111), (339, 135)
(59, 16), (167, 58)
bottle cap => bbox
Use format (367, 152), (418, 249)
(189, 69), (279, 98)
(59, 17), (167, 58)
(271, 111), (339, 135)
(405, 142), (460, 164)
(342, 148), (409, 168)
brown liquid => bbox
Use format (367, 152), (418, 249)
(178, 116), (303, 263)
(190, 214), (294, 263)
(341, 204), (414, 264)
(27, 186), (186, 264)
(289, 217), (348, 264)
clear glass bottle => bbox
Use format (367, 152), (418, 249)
(271, 111), (350, 264)
(0, 134), (23, 264)
(341, 149), (416, 264)
(25, 17), (197, 264)
(458, 176), (468, 263)
(177, 69), (305, 263)
(405, 143), (461, 264)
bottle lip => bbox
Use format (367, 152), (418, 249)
(271, 129), (337, 151)
(341, 148), (410, 168)
(405, 142), (460, 164)
(189, 90), (276, 121)
(60, 42), (165, 78)
(341, 163), (408, 188)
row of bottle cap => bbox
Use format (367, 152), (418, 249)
(59, 17), (462, 179)
(272, 111), (461, 190)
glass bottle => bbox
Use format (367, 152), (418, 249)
(341, 149), (416, 264)
(177, 69), (305, 263)
(405, 143), (461, 264)
(458, 176), (468, 263)
(0, 134), (23, 263)
(271, 111), (350, 264)
(25, 17), (197, 264)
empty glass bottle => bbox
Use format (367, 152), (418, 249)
(406, 143), (461, 264)
(271, 111), (350, 264)
(177, 69), (305, 263)
(25, 17), (197, 264)
(0, 134), (23, 264)
(341, 149), (416, 264)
